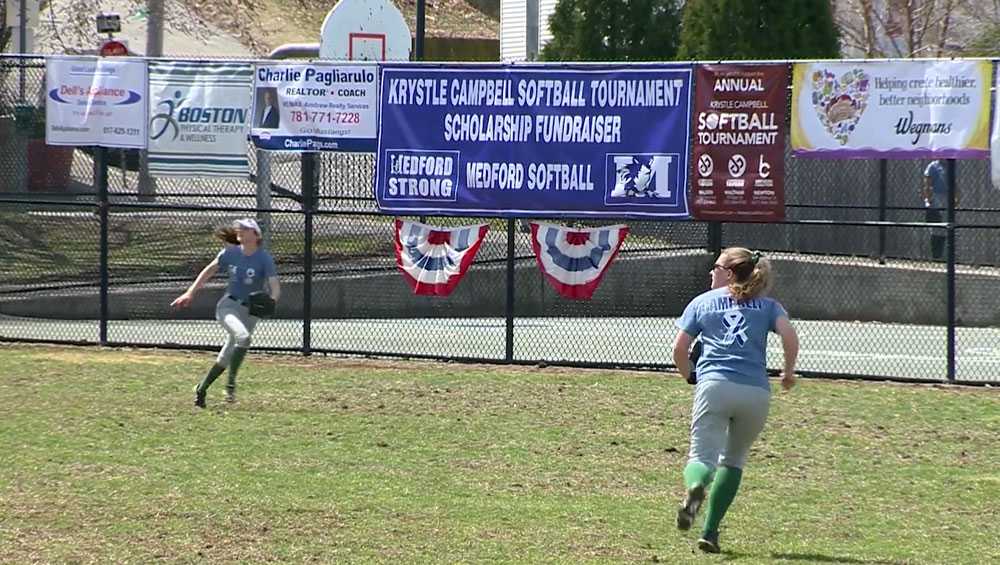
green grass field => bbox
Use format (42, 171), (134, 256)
(1, 344), (997, 564)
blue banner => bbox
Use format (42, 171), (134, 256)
(375, 65), (693, 218)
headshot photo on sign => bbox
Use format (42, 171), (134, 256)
(255, 87), (280, 129)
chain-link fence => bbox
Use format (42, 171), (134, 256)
(2, 55), (998, 383)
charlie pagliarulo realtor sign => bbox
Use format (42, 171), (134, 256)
(251, 63), (378, 152)
(45, 56), (148, 148)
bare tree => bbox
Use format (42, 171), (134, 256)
(955, 0), (1000, 25)
(32, 0), (267, 55)
(833, 0), (1000, 57)
(834, 0), (974, 57)
(953, 0), (1000, 55)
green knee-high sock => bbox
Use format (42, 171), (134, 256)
(197, 364), (226, 393)
(683, 461), (714, 491)
(702, 465), (743, 534)
(227, 347), (248, 391)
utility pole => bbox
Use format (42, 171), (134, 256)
(18, 0), (27, 101)
(415, 0), (425, 60)
(526, 0), (538, 60)
(17, 0), (26, 52)
(146, 0), (163, 55)
(138, 0), (164, 201)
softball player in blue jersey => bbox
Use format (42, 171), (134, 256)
(671, 247), (799, 554)
(171, 218), (280, 408)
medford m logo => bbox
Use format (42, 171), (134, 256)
(608, 154), (675, 199)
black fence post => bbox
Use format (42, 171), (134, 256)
(302, 153), (317, 357)
(97, 147), (109, 346)
(878, 159), (887, 264)
(415, 0), (426, 60)
(708, 221), (722, 256)
(505, 218), (515, 363)
(946, 159), (957, 382)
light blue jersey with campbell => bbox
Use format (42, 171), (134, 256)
(676, 287), (787, 391)
(216, 246), (277, 301)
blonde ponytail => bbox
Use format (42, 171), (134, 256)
(722, 248), (773, 301)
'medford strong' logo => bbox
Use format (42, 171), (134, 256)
(383, 150), (460, 202)
(150, 90), (248, 142)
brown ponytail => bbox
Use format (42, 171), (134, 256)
(721, 247), (773, 301)
(214, 226), (239, 245)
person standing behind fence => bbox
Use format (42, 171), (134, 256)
(170, 218), (280, 408)
(671, 247), (799, 554)
(922, 159), (954, 261)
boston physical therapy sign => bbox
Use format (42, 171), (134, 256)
(374, 64), (693, 218)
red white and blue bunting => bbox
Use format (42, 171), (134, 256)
(529, 222), (629, 300)
(394, 219), (490, 297)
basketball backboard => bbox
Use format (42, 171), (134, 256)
(319, 0), (411, 61)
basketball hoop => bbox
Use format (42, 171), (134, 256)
(348, 32), (387, 61)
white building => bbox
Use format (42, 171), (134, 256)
(500, 0), (557, 61)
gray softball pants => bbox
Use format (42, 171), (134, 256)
(688, 379), (770, 471)
(215, 295), (258, 366)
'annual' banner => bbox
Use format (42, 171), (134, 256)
(691, 64), (788, 221)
